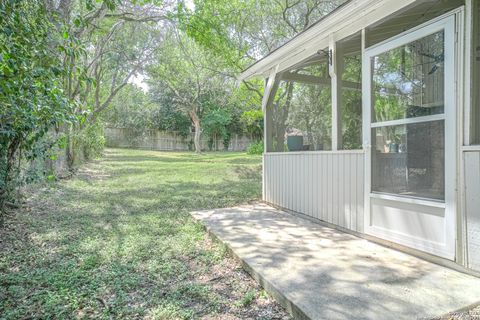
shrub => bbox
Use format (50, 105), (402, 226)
(247, 141), (264, 155)
(80, 122), (105, 160)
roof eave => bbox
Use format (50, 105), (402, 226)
(239, 0), (418, 81)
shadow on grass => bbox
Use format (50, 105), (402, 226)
(0, 149), (267, 319)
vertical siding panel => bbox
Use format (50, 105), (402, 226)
(268, 156), (272, 204)
(298, 154), (302, 213)
(270, 156), (274, 204)
(293, 155), (296, 211)
(350, 154), (357, 231)
(357, 154), (365, 233)
(466, 152), (480, 270)
(302, 154), (311, 215)
(339, 155), (345, 228)
(315, 154), (318, 218)
(303, 155), (307, 216)
(276, 155), (281, 206)
(306, 154), (315, 217)
(323, 154), (329, 222)
(263, 152), (365, 233)
(336, 154), (341, 226)
(327, 155), (334, 222)
(315, 155), (320, 220)
(275, 156), (279, 206)
(271, 156), (275, 204)
(320, 154), (325, 220)
(285, 156), (297, 210)
(334, 153), (339, 225)
(281, 155), (285, 208)
(280, 155), (290, 208)
(311, 155), (321, 217)
(264, 155), (268, 203)
(304, 154), (308, 216)
(347, 154), (353, 230)
(272, 156), (276, 205)
(269, 156), (272, 203)
(343, 154), (350, 230)
(282, 156), (292, 209)
(322, 155), (331, 221)
(354, 157), (358, 231)
(266, 155), (270, 203)
(332, 154), (338, 224)
(294, 155), (298, 212)
(316, 155), (320, 220)
(297, 154), (301, 213)
(327, 154), (335, 222)
(299, 155), (302, 214)
(287, 155), (291, 210)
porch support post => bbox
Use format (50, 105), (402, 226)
(263, 65), (280, 153)
(330, 36), (343, 150)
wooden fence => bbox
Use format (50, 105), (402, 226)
(104, 127), (253, 152)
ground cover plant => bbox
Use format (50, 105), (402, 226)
(0, 148), (290, 319)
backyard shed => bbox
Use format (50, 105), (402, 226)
(240, 0), (480, 273)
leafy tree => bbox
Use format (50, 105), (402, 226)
(105, 83), (192, 137)
(150, 92), (192, 136)
(240, 109), (263, 141)
(146, 28), (232, 152)
(0, 0), (75, 222)
(44, 0), (176, 166)
(202, 107), (232, 151)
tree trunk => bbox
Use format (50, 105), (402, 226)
(66, 125), (75, 170)
(190, 111), (202, 153)
(274, 82), (294, 152)
(0, 138), (20, 227)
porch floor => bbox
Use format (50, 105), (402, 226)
(191, 203), (480, 320)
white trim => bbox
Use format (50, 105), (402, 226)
(264, 150), (365, 156)
(363, 13), (458, 260)
(370, 192), (446, 208)
(462, 145), (480, 152)
(362, 26), (372, 237)
(464, 0), (473, 146)
(456, 6), (468, 267)
(370, 114), (446, 128)
(239, 0), (418, 81)
(444, 12), (458, 262)
(364, 8), (463, 56)
(330, 36), (339, 151)
(261, 66), (279, 113)
(367, 225), (454, 259)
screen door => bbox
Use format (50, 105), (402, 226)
(363, 14), (457, 259)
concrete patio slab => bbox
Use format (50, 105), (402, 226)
(191, 203), (480, 320)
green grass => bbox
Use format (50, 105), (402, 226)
(0, 148), (288, 319)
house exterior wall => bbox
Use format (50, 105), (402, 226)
(256, 0), (480, 274)
(263, 151), (365, 233)
(464, 149), (480, 271)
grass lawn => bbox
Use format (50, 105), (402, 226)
(0, 148), (289, 319)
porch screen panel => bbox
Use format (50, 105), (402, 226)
(268, 53), (332, 152)
(372, 121), (445, 200)
(370, 30), (445, 201)
(472, 0), (480, 144)
(338, 33), (362, 150)
(372, 32), (445, 123)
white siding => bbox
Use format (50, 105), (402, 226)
(264, 151), (365, 233)
(464, 150), (480, 271)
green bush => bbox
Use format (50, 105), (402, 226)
(247, 141), (264, 155)
(78, 122), (105, 160)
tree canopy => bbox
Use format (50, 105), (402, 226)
(0, 0), (347, 218)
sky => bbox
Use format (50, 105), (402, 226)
(130, 73), (150, 92)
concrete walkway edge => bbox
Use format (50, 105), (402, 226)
(191, 203), (480, 320)
(200, 220), (310, 320)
